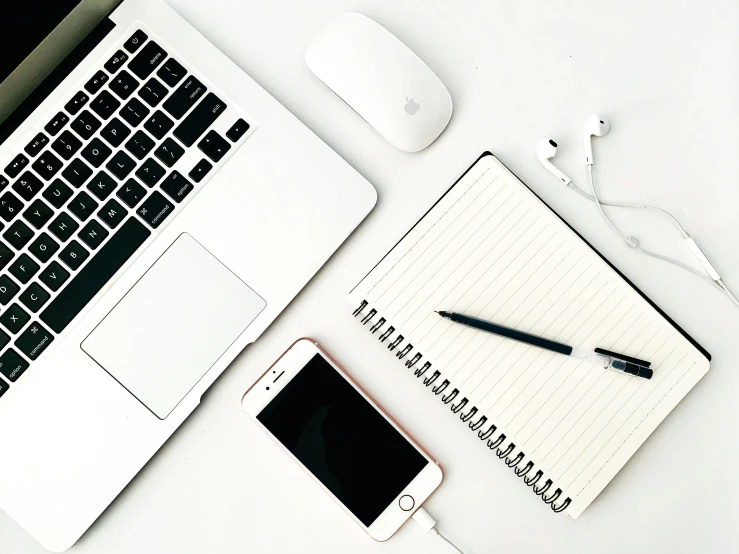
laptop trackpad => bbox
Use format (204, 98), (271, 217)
(82, 234), (266, 419)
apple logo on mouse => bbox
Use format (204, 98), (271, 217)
(404, 97), (420, 115)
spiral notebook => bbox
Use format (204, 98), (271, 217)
(349, 152), (710, 518)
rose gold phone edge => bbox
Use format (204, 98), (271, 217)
(241, 337), (444, 541)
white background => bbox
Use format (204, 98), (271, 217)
(3, 0), (739, 552)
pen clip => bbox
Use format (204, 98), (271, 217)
(594, 347), (651, 368)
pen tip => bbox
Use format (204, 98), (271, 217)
(434, 311), (440, 314)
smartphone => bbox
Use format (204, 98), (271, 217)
(241, 338), (443, 541)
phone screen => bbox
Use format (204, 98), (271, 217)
(257, 353), (429, 526)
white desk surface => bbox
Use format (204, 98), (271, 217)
(3, 1), (739, 552)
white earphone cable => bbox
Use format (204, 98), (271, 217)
(584, 165), (739, 307)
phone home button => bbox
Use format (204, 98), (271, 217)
(399, 495), (415, 511)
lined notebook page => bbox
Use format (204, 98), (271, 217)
(349, 154), (709, 518)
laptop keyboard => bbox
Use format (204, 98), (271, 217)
(0, 27), (251, 397)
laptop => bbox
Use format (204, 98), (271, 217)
(0, 0), (376, 550)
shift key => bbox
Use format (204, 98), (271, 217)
(163, 76), (206, 119)
(173, 93), (227, 147)
(15, 322), (54, 361)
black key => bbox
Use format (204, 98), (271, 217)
(20, 283), (50, 313)
(0, 348), (28, 381)
(129, 41), (167, 79)
(4, 221), (34, 250)
(0, 192), (24, 221)
(39, 261), (70, 292)
(0, 275), (20, 304)
(81, 138), (112, 168)
(58, 240), (89, 271)
(61, 158), (93, 188)
(86, 171), (117, 200)
(100, 117), (131, 147)
(22, 200), (54, 230)
(45, 112), (69, 136)
(84, 70), (109, 95)
(104, 50), (129, 74)
(70, 109), (102, 140)
(157, 58), (185, 87)
(226, 118), (250, 142)
(15, 322), (54, 361)
(78, 219), (109, 250)
(125, 130), (155, 160)
(24, 132), (50, 157)
(48, 212), (79, 242)
(43, 179), (73, 209)
(28, 232), (59, 263)
(154, 137), (184, 168)
(42, 218), (150, 333)
(0, 175), (8, 193)
(135, 158), (166, 187)
(0, 242), (13, 270)
(5, 154), (28, 179)
(173, 93), (227, 147)
(120, 97), (150, 127)
(8, 254), (39, 285)
(139, 78), (167, 107)
(117, 178), (146, 208)
(137, 191), (173, 229)
(65, 91), (89, 116)
(189, 159), (212, 183)
(90, 90), (121, 120)
(1, 303), (30, 333)
(0, 379), (8, 398)
(163, 76), (206, 119)
(97, 199), (126, 229)
(198, 130), (231, 163)
(68, 191), (98, 222)
(144, 110), (174, 140)
(110, 70), (139, 100)
(106, 150), (136, 180)
(160, 171), (193, 203)
(12, 171), (44, 201)
(124, 29), (148, 53)
(51, 130), (82, 160)
(32, 151), (63, 180)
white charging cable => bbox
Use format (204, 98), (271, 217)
(583, 165), (739, 309)
(412, 507), (466, 553)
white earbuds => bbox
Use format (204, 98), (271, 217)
(536, 139), (571, 185)
(583, 115), (610, 166)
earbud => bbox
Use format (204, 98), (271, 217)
(536, 139), (571, 185)
(584, 115), (610, 166)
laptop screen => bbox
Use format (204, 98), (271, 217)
(0, 0), (120, 128)
(0, 1), (84, 84)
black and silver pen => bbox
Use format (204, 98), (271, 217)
(436, 311), (653, 379)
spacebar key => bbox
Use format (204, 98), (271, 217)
(40, 218), (151, 333)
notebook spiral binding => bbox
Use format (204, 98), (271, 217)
(353, 299), (572, 514)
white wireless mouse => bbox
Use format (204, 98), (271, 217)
(306, 13), (452, 153)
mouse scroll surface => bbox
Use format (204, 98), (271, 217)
(82, 234), (266, 419)
(306, 12), (452, 152)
